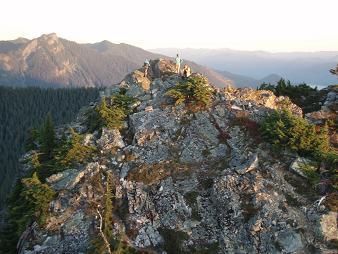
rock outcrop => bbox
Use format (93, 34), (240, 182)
(19, 59), (337, 254)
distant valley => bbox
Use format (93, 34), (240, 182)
(1, 34), (336, 89)
(151, 48), (338, 87)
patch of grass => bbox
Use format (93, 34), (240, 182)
(180, 117), (191, 126)
(184, 191), (199, 205)
(273, 240), (283, 252)
(231, 111), (261, 143)
(327, 239), (338, 250)
(242, 203), (259, 223)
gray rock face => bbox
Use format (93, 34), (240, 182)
(96, 128), (125, 152)
(46, 162), (101, 190)
(19, 61), (336, 254)
(276, 229), (304, 253)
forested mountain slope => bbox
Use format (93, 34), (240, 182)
(0, 87), (99, 207)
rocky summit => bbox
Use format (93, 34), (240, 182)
(19, 59), (337, 254)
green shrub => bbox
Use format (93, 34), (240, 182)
(57, 128), (96, 167)
(20, 172), (55, 225)
(165, 75), (214, 110)
(261, 109), (338, 190)
(0, 172), (55, 253)
(260, 110), (330, 158)
(86, 93), (137, 132)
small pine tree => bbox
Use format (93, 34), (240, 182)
(30, 152), (41, 170)
(103, 172), (114, 241)
(24, 128), (39, 151)
(165, 75), (214, 110)
(20, 172), (55, 225)
(59, 128), (96, 167)
(86, 94), (137, 132)
(260, 110), (334, 160)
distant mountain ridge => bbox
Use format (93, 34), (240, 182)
(151, 48), (338, 86)
(0, 34), (233, 88)
(218, 70), (282, 88)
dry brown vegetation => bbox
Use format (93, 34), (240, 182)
(127, 162), (192, 185)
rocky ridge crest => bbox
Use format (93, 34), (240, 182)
(20, 59), (337, 254)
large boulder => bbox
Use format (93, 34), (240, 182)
(226, 88), (303, 117)
(276, 229), (304, 253)
(46, 162), (101, 190)
(149, 58), (176, 79)
(289, 157), (317, 178)
(320, 211), (338, 242)
(124, 70), (151, 91)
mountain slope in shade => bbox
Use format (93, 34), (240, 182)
(0, 34), (231, 88)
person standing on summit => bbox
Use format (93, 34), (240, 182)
(143, 59), (150, 77)
(175, 54), (182, 74)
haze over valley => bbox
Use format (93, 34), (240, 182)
(151, 48), (338, 87)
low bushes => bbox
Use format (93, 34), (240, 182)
(0, 173), (55, 253)
(260, 110), (337, 191)
(165, 75), (214, 110)
(260, 110), (331, 159)
(57, 128), (96, 167)
(86, 93), (137, 132)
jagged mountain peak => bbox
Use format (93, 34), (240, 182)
(0, 34), (234, 88)
(39, 33), (59, 41)
(17, 62), (337, 253)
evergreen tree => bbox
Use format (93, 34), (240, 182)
(0, 173), (55, 254)
(24, 128), (39, 151)
(165, 75), (214, 110)
(260, 110), (335, 160)
(59, 128), (96, 167)
(0, 86), (99, 207)
(103, 171), (114, 240)
(86, 93), (136, 132)
(20, 172), (55, 224)
(40, 113), (56, 161)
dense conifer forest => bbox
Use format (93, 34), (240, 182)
(0, 86), (100, 207)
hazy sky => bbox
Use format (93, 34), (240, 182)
(1, 0), (337, 52)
